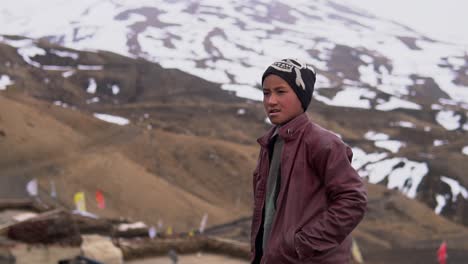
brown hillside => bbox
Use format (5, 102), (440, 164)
(0, 93), (256, 230)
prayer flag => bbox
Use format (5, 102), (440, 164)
(437, 241), (447, 264)
(26, 179), (38, 196)
(148, 226), (157, 239)
(74, 192), (86, 212)
(96, 190), (106, 209)
(166, 226), (173, 236)
(188, 229), (195, 237)
(50, 180), (57, 198)
(199, 213), (208, 234)
(351, 238), (364, 263)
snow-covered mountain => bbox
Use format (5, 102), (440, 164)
(1, 0), (467, 104)
(1, 0), (468, 222)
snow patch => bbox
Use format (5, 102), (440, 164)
(433, 139), (448, 147)
(0, 75), (14, 90)
(78, 65), (103, 71)
(375, 140), (405, 153)
(221, 84), (263, 101)
(376, 97), (422, 111)
(86, 97), (100, 104)
(118, 221), (147, 231)
(462, 146), (468, 156)
(315, 88), (374, 109)
(415, 79), (425, 85)
(358, 64), (378, 87)
(18, 46), (45, 68)
(365, 158), (428, 198)
(440, 176), (468, 201)
(351, 147), (388, 170)
(86, 78), (97, 94)
(435, 110), (461, 131)
(62, 70), (75, 78)
(53, 100), (71, 108)
(391, 121), (415, 128)
(42, 65), (74, 71)
(434, 194), (446, 214)
(111, 84), (120, 95)
(431, 104), (443, 110)
(439, 98), (458, 106)
(364, 131), (389, 141)
(93, 113), (129, 126)
(447, 56), (466, 69)
(2, 38), (47, 68)
(50, 49), (79, 60)
(359, 54), (374, 64)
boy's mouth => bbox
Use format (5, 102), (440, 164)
(268, 109), (280, 117)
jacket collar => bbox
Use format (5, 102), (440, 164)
(257, 113), (309, 147)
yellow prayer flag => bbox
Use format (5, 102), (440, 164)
(351, 238), (364, 263)
(166, 226), (173, 236)
(74, 192), (86, 212)
(188, 229), (195, 237)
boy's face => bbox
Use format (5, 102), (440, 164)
(263, 74), (304, 125)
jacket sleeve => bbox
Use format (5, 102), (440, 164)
(250, 149), (264, 255)
(295, 139), (367, 259)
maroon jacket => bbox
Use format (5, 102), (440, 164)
(251, 113), (367, 263)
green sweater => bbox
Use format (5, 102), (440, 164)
(262, 135), (283, 250)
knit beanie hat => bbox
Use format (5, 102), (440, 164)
(261, 58), (316, 111)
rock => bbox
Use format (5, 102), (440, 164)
(168, 249), (178, 263)
(9, 244), (80, 264)
(0, 246), (15, 264)
(81, 234), (123, 264)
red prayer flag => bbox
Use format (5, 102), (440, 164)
(96, 190), (106, 209)
(437, 241), (447, 264)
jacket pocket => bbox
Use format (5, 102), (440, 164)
(280, 226), (298, 259)
(294, 231), (340, 262)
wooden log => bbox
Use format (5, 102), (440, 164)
(0, 198), (52, 212)
(119, 236), (250, 261)
(0, 199), (34, 211)
(72, 214), (113, 235)
(7, 209), (82, 246)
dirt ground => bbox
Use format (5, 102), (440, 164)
(126, 253), (248, 264)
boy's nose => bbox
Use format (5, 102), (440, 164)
(267, 94), (278, 105)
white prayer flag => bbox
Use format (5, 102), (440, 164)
(148, 226), (157, 239)
(50, 180), (57, 198)
(199, 213), (208, 234)
(26, 179), (38, 196)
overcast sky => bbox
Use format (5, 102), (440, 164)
(346, 0), (468, 47)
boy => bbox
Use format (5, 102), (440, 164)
(251, 58), (367, 263)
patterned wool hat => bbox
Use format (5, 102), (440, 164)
(262, 58), (316, 111)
